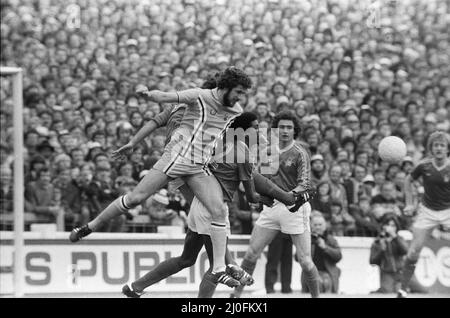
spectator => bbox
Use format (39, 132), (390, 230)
(329, 200), (356, 236)
(0, 166), (13, 214)
(25, 155), (47, 183)
(117, 161), (134, 180)
(369, 214), (408, 293)
(372, 168), (386, 197)
(129, 110), (144, 131)
(146, 189), (179, 227)
(36, 139), (55, 165)
(349, 197), (379, 237)
(129, 145), (146, 181)
(310, 181), (332, 223)
(254, 101), (274, 124)
(370, 181), (403, 223)
(167, 188), (189, 215)
(310, 154), (328, 186)
(70, 148), (87, 169)
(53, 153), (72, 175)
(24, 167), (60, 223)
(91, 165), (122, 232)
(338, 158), (352, 181)
(301, 212), (342, 294)
(53, 166), (84, 229)
(228, 183), (256, 235)
(75, 166), (99, 225)
(361, 174), (376, 198)
(115, 122), (134, 149)
(265, 232), (293, 294)
(401, 156), (415, 174)
(328, 164), (349, 214)
(343, 164), (367, 206)
(24, 130), (40, 159)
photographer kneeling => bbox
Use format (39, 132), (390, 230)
(370, 213), (408, 293)
(300, 211), (342, 294)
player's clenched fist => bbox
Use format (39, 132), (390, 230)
(135, 84), (150, 96)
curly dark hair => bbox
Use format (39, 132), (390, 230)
(216, 66), (252, 90)
(230, 112), (258, 130)
(201, 72), (220, 89)
(271, 111), (301, 139)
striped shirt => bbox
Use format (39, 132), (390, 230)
(153, 106), (251, 201)
(169, 88), (242, 165)
(267, 141), (312, 192)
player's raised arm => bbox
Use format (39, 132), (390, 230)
(136, 87), (179, 104)
(136, 85), (201, 105)
(111, 105), (173, 160)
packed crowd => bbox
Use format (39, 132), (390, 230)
(1, 0), (449, 236)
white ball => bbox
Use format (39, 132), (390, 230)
(378, 136), (407, 163)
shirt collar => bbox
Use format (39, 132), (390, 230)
(278, 140), (295, 153)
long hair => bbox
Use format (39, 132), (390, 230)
(271, 111), (301, 139)
(201, 72), (220, 89)
(216, 67), (252, 90)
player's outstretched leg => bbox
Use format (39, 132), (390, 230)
(198, 271), (219, 298)
(223, 238), (254, 286)
(397, 227), (430, 298)
(198, 236), (254, 298)
(122, 229), (204, 297)
(223, 238), (255, 286)
(231, 226), (278, 298)
(186, 174), (238, 287)
(69, 169), (169, 242)
(253, 172), (316, 211)
(253, 172), (295, 205)
(198, 235), (218, 298)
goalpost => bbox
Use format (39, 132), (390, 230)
(0, 67), (24, 297)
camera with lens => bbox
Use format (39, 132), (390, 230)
(311, 232), (322, 241)
(376, 231), (391, 245)
(378, 230), (391, 239)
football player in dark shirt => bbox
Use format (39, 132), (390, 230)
(231, 112), (320, 298)
(398, 131), (450, 298)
